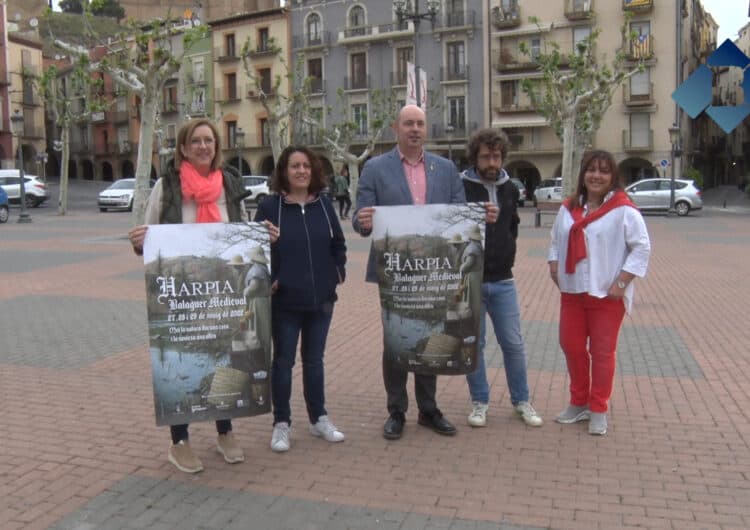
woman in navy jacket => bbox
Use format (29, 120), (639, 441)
(254, 146), (347, 453)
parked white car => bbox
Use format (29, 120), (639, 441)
(98, 178), (154, 212)
(0, 170), (49, 208)
(242, 175), (270, 207)
(533, 177), (562, 206)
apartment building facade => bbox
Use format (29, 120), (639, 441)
(289, 0), (486, 171)
(116, 0), (280, 24)
(209, 7), (290, 176)
(490, 0), (717, 194)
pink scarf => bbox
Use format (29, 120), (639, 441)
(564, 190), (637, 274)
(180, 161), (222, 223)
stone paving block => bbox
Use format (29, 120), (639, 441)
(0, 250), (105, 273)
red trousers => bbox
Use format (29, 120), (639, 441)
(559, 293), (625, 413)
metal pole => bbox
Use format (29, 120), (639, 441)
(413, 0), (421, 109)
(668, 143), (676, 216)
(17, 141), (31, 223)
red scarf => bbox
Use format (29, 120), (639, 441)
(180, 161), (223, 223)
(565, 190), (636, 274)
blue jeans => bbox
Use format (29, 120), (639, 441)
(271, 304), (334, 425)
(465, 279), (530, 405)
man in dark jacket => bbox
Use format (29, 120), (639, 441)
(461, 128), (543, 429)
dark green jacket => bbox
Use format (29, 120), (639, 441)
(159, 165), (250, 223)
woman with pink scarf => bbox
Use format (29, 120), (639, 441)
(547, 150), (651, 436)
(128, 119), (278, 473)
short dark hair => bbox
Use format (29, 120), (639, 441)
(569, 150), (624, 206)
(270, 146), (327, 194)
(466, 128), (510, 167)
(174, 119), (222, 171)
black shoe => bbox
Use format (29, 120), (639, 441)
(418, 412), (457, 436)
(383, 413), (405, 440)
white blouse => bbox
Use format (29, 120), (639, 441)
(547, 196), (651, 314)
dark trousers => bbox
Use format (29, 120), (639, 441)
(382, 353), (439, 417)
(337, 195), (351, 218)
(271, 304), (334, 425)
(170, 420), (231, 444)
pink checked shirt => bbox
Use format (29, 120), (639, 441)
(398, 148), (427, 205)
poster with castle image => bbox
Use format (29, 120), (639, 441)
(142, 223), (272, 426)
(372, 203), (486, 375)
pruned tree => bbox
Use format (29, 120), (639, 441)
(240, 35), (298, 163)
(35, 56), (106, 215)
(54, 15), (209, 224)
(303, 87), (399, 199)
(520, 15), (644, 196)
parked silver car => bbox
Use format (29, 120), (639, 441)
(0, 171), (49, 208)
(625, 178), (702, 217)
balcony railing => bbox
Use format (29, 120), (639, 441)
(491, 2), (521, 29)
(111, 110), (130, 123)
(214, 46), (239, 62)
(442, 10), (476, 28)
(622, 129), (654, 152)
(344, 75), (370, 90)
(215, 87), (240, 103)
(565, 0), (593, 20)
(627, 35), (655, 60)
(495, 48), (538, 71)
(248, 44), (277, 57)
(162, 102), (179, 115)
(185, 71), (206, 85)
(622, 0), (653, 13)
(623, 82), (654, 106)
(432, 123), (476, 138)
(189, 100), (207, 115)
(292, 31), (333, 49)
(343, 26), (371, 38)
(246, 83), (275, 99)
(441, 65), (470, 82)
(308, 77), (325, 94)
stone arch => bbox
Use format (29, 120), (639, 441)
(260, 155), (275, 176)
(68, 160), (78, 179)
(82, 159), (95, 180)
(618, 157), (657, 184)
(504, 160), (541, 194)
(121, 159), (135, 178)
(227, 156), (251, 174)
(101, 161), (114, 181)
(47, 152), (60, 180)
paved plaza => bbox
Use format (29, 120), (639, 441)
(1, 181), (749, 529)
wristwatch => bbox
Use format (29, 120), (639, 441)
(616, 280), (627, 289)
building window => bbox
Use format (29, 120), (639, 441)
(191, 88), (205, 114)
(192, 58), (204, 83)
(225, 34), (236, 57)
(629, 113), (650, 148)
(258, 28), (270, 52)
(445, 0), (464, 26)
(226, 73), (237, 100)
(349, 5), (366, 36)
(350, 52), (367, 89)
(573, 26), (591, 48)
(630, 68), (650, 97)
(500, 80), (518, 107)
(396, 47), (412, 85)
(446, 41), (466, 79)
(308, 58), (323, 92)
(447, 96), (465, 130)
(352, 104), (367, 136)
(258, 68), (272, 94)
(227, 121), (238, 147)
(307, 13), (321, 45)
(260, 118), (270, 146)
(530, 37), (541, 59)
(163, 85), (177, 112)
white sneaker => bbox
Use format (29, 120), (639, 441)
(514, 401), (543, 427)
(467, 402), (488, 427)
(271, 422), (290, 452)
(555, 404), (590, 424)
(309, 415), (345, 442)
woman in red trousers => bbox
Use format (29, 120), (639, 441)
(547, 150), (651, 435)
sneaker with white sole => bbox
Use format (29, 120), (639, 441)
(467, 402), (488, 427)
(216, 432), (245, 463)
(168, 440), (203, 473)
(588, 412), (607, 435)
(514, 401), (543, 427)
(271, 422), (290, 452)
(555, 404), (590, 424)
(309, 415), (345, 442)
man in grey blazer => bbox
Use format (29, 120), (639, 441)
(353, 105), (497, 440)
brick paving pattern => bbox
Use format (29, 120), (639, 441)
(1, 183), (749, 529)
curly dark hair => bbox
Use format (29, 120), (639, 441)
(466, 128), (510, 167)
(270, 146), (327, 194)
(568, 150), (625, 208)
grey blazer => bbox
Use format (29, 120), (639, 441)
(353, 147), (466, 282)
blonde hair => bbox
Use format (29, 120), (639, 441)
(174, 119), (223, 171)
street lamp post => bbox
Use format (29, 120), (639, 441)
(37, 152), (48, 182)
(393, 0), (441, 109)
(235, 128), (245, 174)
(10, 109), (31, 223)
(668, 124), (682, 216)
(445, 124), (454, 163)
